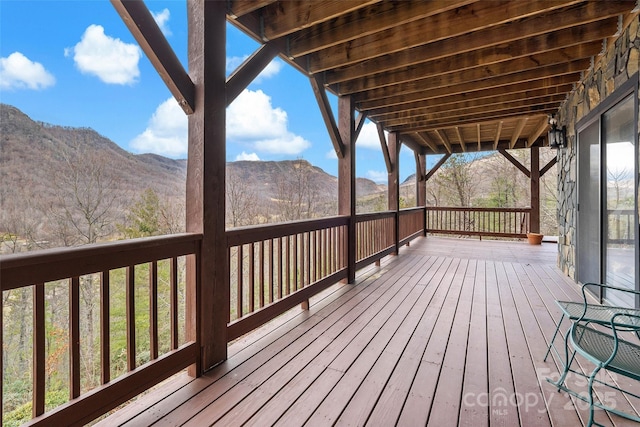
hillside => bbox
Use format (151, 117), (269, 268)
(0, 104), (388, 248)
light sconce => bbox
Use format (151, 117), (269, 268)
(548, 115), (566, 149)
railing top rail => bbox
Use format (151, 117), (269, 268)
(226, 215), (349, 247)
(425, 206), (532, 213)
(1, 233), (202, 291)
(355, 211), (396, 222)
(399, 206), (425, 214)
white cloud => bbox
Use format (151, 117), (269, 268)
(357, 121), (386, 149)
(0, 52), (55, 90)
(67, 24), (141, 85)
(226, 55), (283, 83)
(152, 9), (172, 37)
(326, 149), (338, 159)
(227, 89), (311, 155)
(366, 170), (388, 183)
(235, 151), (260, 161)
(131, 97), (187, 157)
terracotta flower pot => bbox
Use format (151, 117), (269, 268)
(527, 232), (544, 245)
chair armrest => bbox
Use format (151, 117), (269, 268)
(610, 313), (640, 333)
(577, 283), (640, 321)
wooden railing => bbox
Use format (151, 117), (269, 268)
(2, 210), (432, 424)
(399, 207), (426, 245)
(0, 234), (201, 426)
(425, 207), (531, 238)
(226, 216), (349, 341)
(355, 211), (396, 268)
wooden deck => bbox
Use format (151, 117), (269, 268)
(99, 236), (640, 427)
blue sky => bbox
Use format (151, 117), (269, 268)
(0, 0), (420, 182)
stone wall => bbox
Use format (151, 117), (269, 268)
(557, 16), (640, 279)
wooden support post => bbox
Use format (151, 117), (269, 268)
(338, 95), (356, 283)
(416, 152), (427, 236)
(388, 132), (400, 255)
(530, 146), (540, 233)
(186, 0), (227, 374)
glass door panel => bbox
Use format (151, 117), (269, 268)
(577, 121), (601, 286)
(604, 94), (636, 307)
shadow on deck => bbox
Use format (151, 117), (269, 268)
(99, 236), (639, 426)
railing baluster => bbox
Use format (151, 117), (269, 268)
(33, 283), (45, 417)
(249, 243), (255, 313)
(126, 267), (136, 372)
(237, 245), (243, 318)
(70, 276), (81, 397)
(269, 239), (274, 304)
(259, 241), (265, 309)
(101, 271), (111, 382)
(170, 257), (178, 350)
(293, 234), (298, 291)
(285, 236), (290, 295)
(278, 237), (283, 299)
(150, 261), (158, 360)
(306, 232), (311, 286)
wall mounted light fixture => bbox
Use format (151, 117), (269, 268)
(548, 115), (566, 149)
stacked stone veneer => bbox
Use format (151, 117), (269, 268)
(556, 16), (640, 279)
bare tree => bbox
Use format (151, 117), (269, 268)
(274, 160), (318, 221)
(226, 168), (262, 227)
(48, 149), (119, 246)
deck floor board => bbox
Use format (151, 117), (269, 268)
(98, 236), (640, 427)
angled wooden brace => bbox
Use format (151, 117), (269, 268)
(112, 0), (195, 114)
(226, 42), (280, 106)
(310, 75), (344, 158)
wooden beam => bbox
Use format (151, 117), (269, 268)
(388, 132), (400, 255)
(494, 121), (503, 150)
(354, 111), (367, 142)
(111, 0), (195, 114)
(530, 146), (541, 233)
(415, 152), (427, 211)
(288, 0), (474, 57)
(227, 0), (276, 18)
(510, 118), (528, 149)
(335, 25), (607, 92)
(226, 43), (279, 106)
(372, 88), (569, 122)
(353, 58), (590, 105)
(357, 73), (580, 111)
(527, 116), (550, 147)
(322, 0), (625, 79)
(377, 123), (392, 173)
(186, 0), (227, 371)
(307, 0), (585, 73)
(399, 134), (425, 155)
(477, 124), (481, 151)
(261, 0), (378, 41)
(364, 84), (575, 118)
(425, 153), (452, 182)
(338, 96), (356, 283)
(498, 149), (530, 178)
(414, 132), (439, 154)
(455, 127), (466, 153)
(310, 75), (344, 158)
(434, 130), (452, 154)
(540, 157), (558, 177)
(391, 104), (557, 133)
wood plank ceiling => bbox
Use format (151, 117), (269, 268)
(227, 0), (638, 155)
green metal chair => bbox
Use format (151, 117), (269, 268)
(543, 282), (640, 364)
(549, 312), (640, 426)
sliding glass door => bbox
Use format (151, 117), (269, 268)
(577, 91), (638, 307)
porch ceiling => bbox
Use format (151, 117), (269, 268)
(228, 0), (638, 155)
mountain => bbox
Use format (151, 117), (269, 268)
(0, 103), (386, 227)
